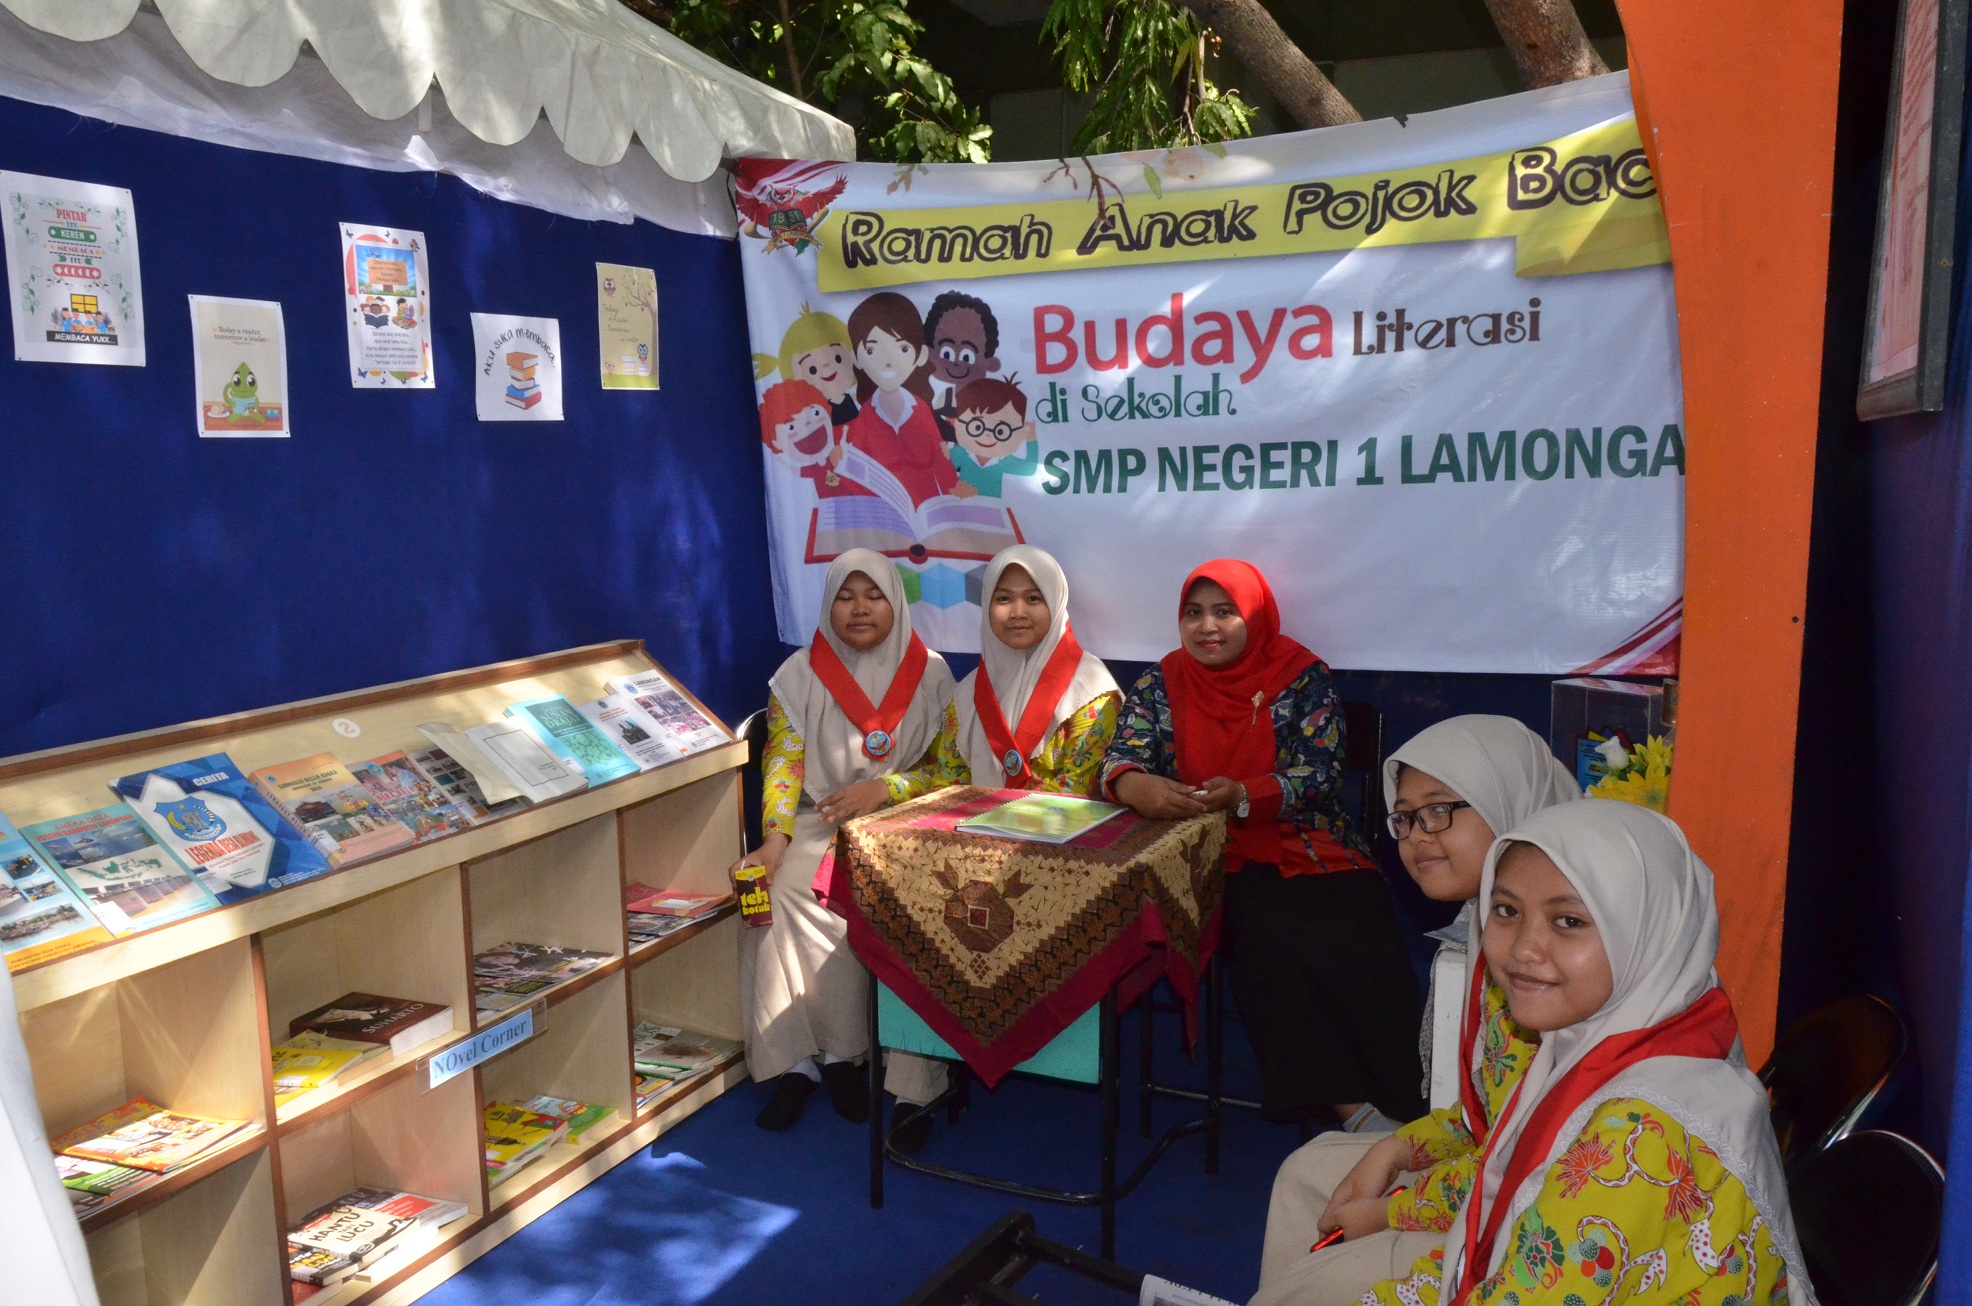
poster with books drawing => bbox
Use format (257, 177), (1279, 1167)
(190, 295), (288, 437)
(472, 312), (562, 421)
(596, 262), (658, 389)
(341, 223), (433, 387)
(2, 171), (145, 365)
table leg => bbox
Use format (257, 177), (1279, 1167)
(1137, 985), (1154, 1139)
(1206, 954), (1223, 1177)
(1100, 989), (1119, 1261)
(869, 968), (884, 1209)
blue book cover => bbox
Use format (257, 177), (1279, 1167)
(110, 753), (334, 905)
(0, 809), (115, 967)
(21, 804), (221, 935)
(504, 696), (639, 785)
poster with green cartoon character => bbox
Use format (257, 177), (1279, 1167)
(189, 295), (289, 438)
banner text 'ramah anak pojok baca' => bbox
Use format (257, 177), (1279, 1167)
(735, 72), (1681, 674)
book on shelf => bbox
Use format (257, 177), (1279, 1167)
(21, 804), (220, 935)
(292, 1280), (326, 1303)
(289, 991), (455, 1058)
(483, 1100), (566, 1183)
(631, 1022), (740, 1077)
(606, 670), (731, 761)
(55, 1154), (160, 1216)
(110, 753), (335, 903)
(288, 1187), (468, 1273)
(272, 1030), (388, 1105)
(0, 810), (113, 971)
(572, 693), (680, 772)
(347, 750), (476, 843)
(472, 942), (613, 1014)
(627, 912), (696, 946)
(416, 721), (586, 805)
(634, 1072), (674, 1112)
(516, 1094), (616, 1144)
(504, 695), (640, 785)
(623, 882), (732, 918)
(287, 1242), (361, 1289)
(251, 753), (418, 866)
(405, 746), (526, 825)
(51, 1096), (250, 1173)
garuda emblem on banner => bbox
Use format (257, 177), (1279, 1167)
(734, 161), (847, 255)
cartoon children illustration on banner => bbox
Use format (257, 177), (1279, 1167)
(753, 286), (1042, 617)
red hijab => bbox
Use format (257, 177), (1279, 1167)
(1160, 560), (1316, 867)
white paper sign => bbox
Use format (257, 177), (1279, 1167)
(341, 222), (433, 387)
(189, 295), (288, 438)
(472, 313), (563, 421)
(2, 171), (145, 366)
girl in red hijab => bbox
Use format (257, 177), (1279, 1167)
(1103, 560), (1425, 1129)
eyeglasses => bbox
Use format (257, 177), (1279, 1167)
(958, 415), (1021, 443)
(1386, 801), (1472, 839)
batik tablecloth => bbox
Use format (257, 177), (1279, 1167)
(818, 787), (1227, 1086)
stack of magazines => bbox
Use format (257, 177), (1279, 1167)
(472, 942), (612, 1015)
(51, 1097), (252, 1219)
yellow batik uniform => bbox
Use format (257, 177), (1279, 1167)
(1365, 1098), (1791, 1306)
(881, 693), (1120, 803)
(1388, 973), (1544, 1232)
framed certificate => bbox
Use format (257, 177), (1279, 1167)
(1859, 0), (1970, 418)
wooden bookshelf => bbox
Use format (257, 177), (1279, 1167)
(1, 642), (749, 1306)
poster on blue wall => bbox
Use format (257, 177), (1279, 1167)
(1, 171), (145, 366)
(341, 222), (433, 388)
(472, 312), (563, 421)
(190, 295), (288, 437)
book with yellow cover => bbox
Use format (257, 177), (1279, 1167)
(272, 1031), (385, 1105)
(251, 753), (417, 866)
(482, 1101), (565, 1183)
(52, 1096), (249, 1172)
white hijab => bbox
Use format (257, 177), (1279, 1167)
(1384, 714), (1583, 949)
(1437, 800), (1813, 1302)
(767, 549), (955, 800)
(955, 546), (1118, 786)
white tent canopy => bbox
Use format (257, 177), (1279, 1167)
(0, 0), (855, 233)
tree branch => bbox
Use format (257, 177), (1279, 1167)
(1175, 0), (1360, 128)
(1481, 0), (1609, 88)
(775, 0), (805, 99)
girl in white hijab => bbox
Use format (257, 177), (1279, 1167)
(1255, 716), (1580, 1304)
(738, 549), (955, 1133)
(1364, 799), (1810, 1306)
(887, 545), (1120, 803)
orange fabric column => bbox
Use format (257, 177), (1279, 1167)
(1615, 2), (1845, 1064)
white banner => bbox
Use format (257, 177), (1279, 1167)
(735, 73), (1682, 674)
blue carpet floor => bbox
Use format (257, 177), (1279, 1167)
(418, 999), (1327, 1305)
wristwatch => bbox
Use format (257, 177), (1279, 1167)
(1233, 784), (1251, 820)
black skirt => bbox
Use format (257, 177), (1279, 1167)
(1222, 861), (1426, 1123)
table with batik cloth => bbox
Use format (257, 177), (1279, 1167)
(817, 785), (1226, 1254)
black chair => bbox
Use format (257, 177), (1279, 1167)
(902, 1208), (1147, 1306)
(1758, 994), (1907, 1167)
(1135, 699), (1389, 1153)
(1787, 1129), (1942, 1306)
(736, 707), (769, 854)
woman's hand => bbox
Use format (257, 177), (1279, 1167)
(1324, 1195), (1396, 1243)
(816, 780), (890, 825)
(1111, 771), (1207, 819)
(1316, 1132), (1410, 1236)
(1192, 776), (1247, 815)
(735, 832), (789, 885)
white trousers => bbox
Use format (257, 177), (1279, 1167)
(737, 809), (947, 1103)
(1250, 1133), (1442, 1306)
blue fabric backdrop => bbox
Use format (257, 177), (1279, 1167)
(0, 95), (782, 758)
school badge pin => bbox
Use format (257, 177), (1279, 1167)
(1002, 749), (1024, 778)
(863, 729), (894, 759)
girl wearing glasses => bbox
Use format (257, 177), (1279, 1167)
(1253, 715), (1579, 1304)
(1102, 560), (1425, 1136)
